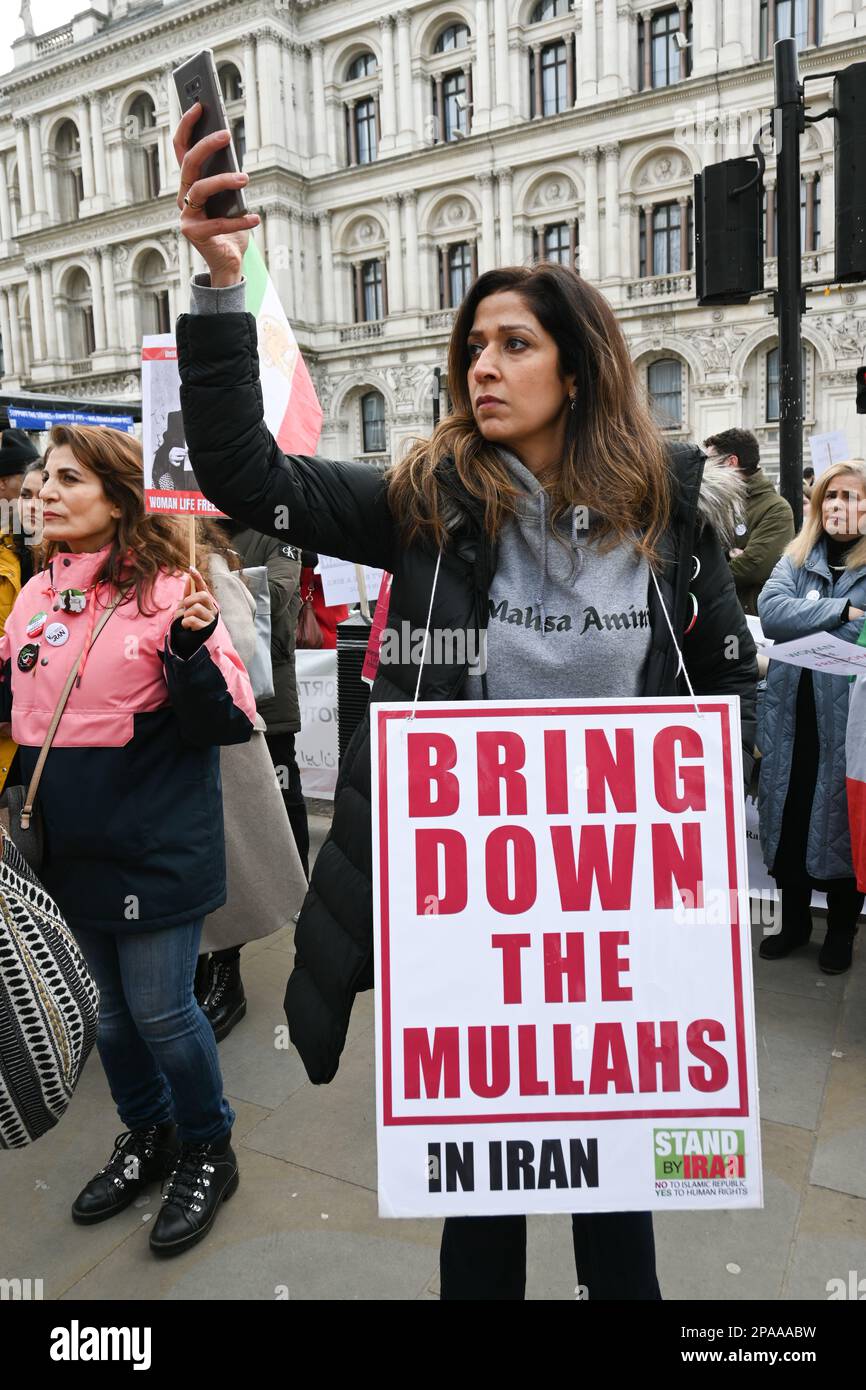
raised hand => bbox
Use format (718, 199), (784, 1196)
(174, 103), (259, 287)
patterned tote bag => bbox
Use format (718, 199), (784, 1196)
(0, 828), (99, 1148)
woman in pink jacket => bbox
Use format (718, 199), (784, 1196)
(0, 424), (256, 1257)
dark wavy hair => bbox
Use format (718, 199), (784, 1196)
(42, 424), (190, 613)
(388, 263), (672, 564)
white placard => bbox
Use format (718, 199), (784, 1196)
(318, 555), (383, 606)
(746, 614), (773, 651)
(809, 431), (851, 479)
(766, 631), (866, 675)
(294, 648), (338, 799)
(372, 698), (762, 1218)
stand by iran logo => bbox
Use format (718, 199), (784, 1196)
(654, 1128), (746, 1181)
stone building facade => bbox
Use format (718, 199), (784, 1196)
(0, 0), (864, 472)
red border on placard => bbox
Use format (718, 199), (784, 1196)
(377, 702), (749, 1126)
(144, 489), (226, 517)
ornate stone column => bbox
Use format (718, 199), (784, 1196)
(40, 262), (58, 359)
(600, 0), (619, 97)
(90, 94), (109, 201)
(347, 101), (358, 166)
(617, 3), (633, 94)
(100, 247), (118, 348)
(257, 27), (283, 151)
(395, 12), (414, 147)
(89, 253), (107, 352)
(14, 118), (34, 222)
(580, 148), (600, 279)
(26, 265), (45, 362)
(403, 190), (419, 309)
(28, 119), (47, 223)
(311, 42), (328, 164)
(386, 194), (404, 313)
(677, 195), (690, 272)
(640, 10), (652, 90)
(0, 289), (12, 378)
(478, 171), (497, 271)
(498, 168), (514, 264)
(6, 289), (25, 376)
(602, 142), (620, 279)
(243, 37), (260, 155)
(493, 0), (510, 119)
(290, 211), (304, 320)
(473, 0), (492, 130)
(281, 38), (297, 155)
(532, 43), (543, 117)
(379, 17), (397, 152)
(0, 151), (13, 241)
(318, 211), (335, 322)
(77, 100), (96, 202)
(580, 0), (598, 98)
(294, 46), (309, 161)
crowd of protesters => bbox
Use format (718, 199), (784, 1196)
(0, 100), (863, 1297)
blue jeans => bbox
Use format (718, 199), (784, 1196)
(74, 920), (235, 1145)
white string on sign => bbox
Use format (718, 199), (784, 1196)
(409, 547), (443, 720)
(649, 565), (703, 719)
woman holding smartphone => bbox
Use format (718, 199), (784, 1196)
(171, 111), (757, 1299)
(0, 424), (256, 1257)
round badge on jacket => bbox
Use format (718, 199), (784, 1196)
(806, 588), (821, 600)
(25, 611), (47, 638)
(17, 642), (40, 672)
(45, 621), (70, 646)
(734, 523), (747, 536)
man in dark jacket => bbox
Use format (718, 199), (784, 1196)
(177, 308), (758, 1090)
(199, 523), (305, 1041)
(704, 428), (795, 616)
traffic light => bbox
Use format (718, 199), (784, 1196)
(694, 158), (764, 305)
(834, 61), (866, 283)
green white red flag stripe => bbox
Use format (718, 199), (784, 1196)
(243, 240), (323, 455)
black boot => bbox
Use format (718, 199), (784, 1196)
(71, 1123), (179, 1225)
(193, 954), (212, 1006)
(203, 956), (246, 1042)
(759, 887), (812, 959)
(149, 1132), (239, 1257)
(819, 926), (856, 974)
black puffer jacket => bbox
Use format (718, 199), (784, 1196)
(177, 310), (758, 1084)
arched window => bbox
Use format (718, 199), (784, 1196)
(65, 267), (95, 361)
(647, 359), (683, 429)
(434, 23), (470, 53)
(438, 241), (475, 308)
(347, 52), (378, 81)
(538, 221), (578, 267)
(346, 98), (379, 165)
(137, 251), (171, 337)
(218, 62), (244, 103)
(432, 70), (469, 142)
(530, 0), (571, 18)
(638, 4), (693, 89)
(760, 0), (820, 58)
(352, 259), (386, 321)
(639, 200), (693, 276)
(765, 344), (808, 422)
(54, 120), (83, 223)
(125, 94), (160, 200)
(529, 40), (568, 116)
(361, 390), (387, 453)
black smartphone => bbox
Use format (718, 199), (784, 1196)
(172, 49), (248, 220)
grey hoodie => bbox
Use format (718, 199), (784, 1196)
(464, 448), (651, 700)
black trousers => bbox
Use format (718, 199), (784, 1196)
(265, 730), (309, 881)
(440, 1211), (661, 1301)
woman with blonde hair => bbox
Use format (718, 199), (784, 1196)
(170, 114), (757, 1299)
(0, 424), (257, 1255)
(758, 460), (866, 973)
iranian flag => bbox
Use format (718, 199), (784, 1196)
(243, 239), (322, 454)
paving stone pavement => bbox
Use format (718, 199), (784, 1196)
(2, 812), (864, 1301)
